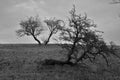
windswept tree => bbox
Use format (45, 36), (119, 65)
(16, 16), (43, 45)
(59, 5), (120, 65)
(44, 18), (64, 45)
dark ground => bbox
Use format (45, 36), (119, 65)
(0, 44), (120, 80)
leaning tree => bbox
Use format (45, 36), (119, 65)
(44, 18), (64, 45)
(58, 5), (120, 65)
(16, 16), (44, 45)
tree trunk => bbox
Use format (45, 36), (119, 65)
(66, 30), (79, 63)
(32, 35), (41, 45)
(45, 32), (53, 45)
(67, 42), (76, 62)
(76, 52), (86, 63)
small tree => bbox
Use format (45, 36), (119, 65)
(59, 5), (120, 65)
(44, 18), (64, 45)
(16, 16), (43, 45)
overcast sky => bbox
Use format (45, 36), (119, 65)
(0, 0), (120, 44)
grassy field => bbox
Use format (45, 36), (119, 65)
(0, 44), (120, 80)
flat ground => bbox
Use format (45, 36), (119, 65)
(0, 44), (120, 80)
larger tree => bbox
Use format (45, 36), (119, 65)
(16, 16), (43, 45)
(59, 5), (120, 65)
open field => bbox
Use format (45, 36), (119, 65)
(0, 44), (120, 80)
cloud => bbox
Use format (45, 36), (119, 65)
(0, 0), (49, 43)
(39, 0), (45, 5)
(1, 0), (120, 44)
(6, 0), (48, 18)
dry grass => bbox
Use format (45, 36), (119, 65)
(0, 44), (120, 80)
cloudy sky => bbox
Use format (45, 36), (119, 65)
(0, 0), (120, 44)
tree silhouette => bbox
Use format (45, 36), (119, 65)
(59, 5), (120, 65)
(16, 16), (43, 45)
(44, 18), (64, 45)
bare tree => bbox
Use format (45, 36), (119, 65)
(59, 5), (120, 65)
(16, 16), (43, 45)
(44, 18), (64, 45)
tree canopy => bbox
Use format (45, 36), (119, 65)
(58, 5), (119, 65)
(16, 16), (44, 45)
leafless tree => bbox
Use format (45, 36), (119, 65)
(59, 5), (120, 65)
(44, 18), (64, 45)
(16, 16), (43, 45)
